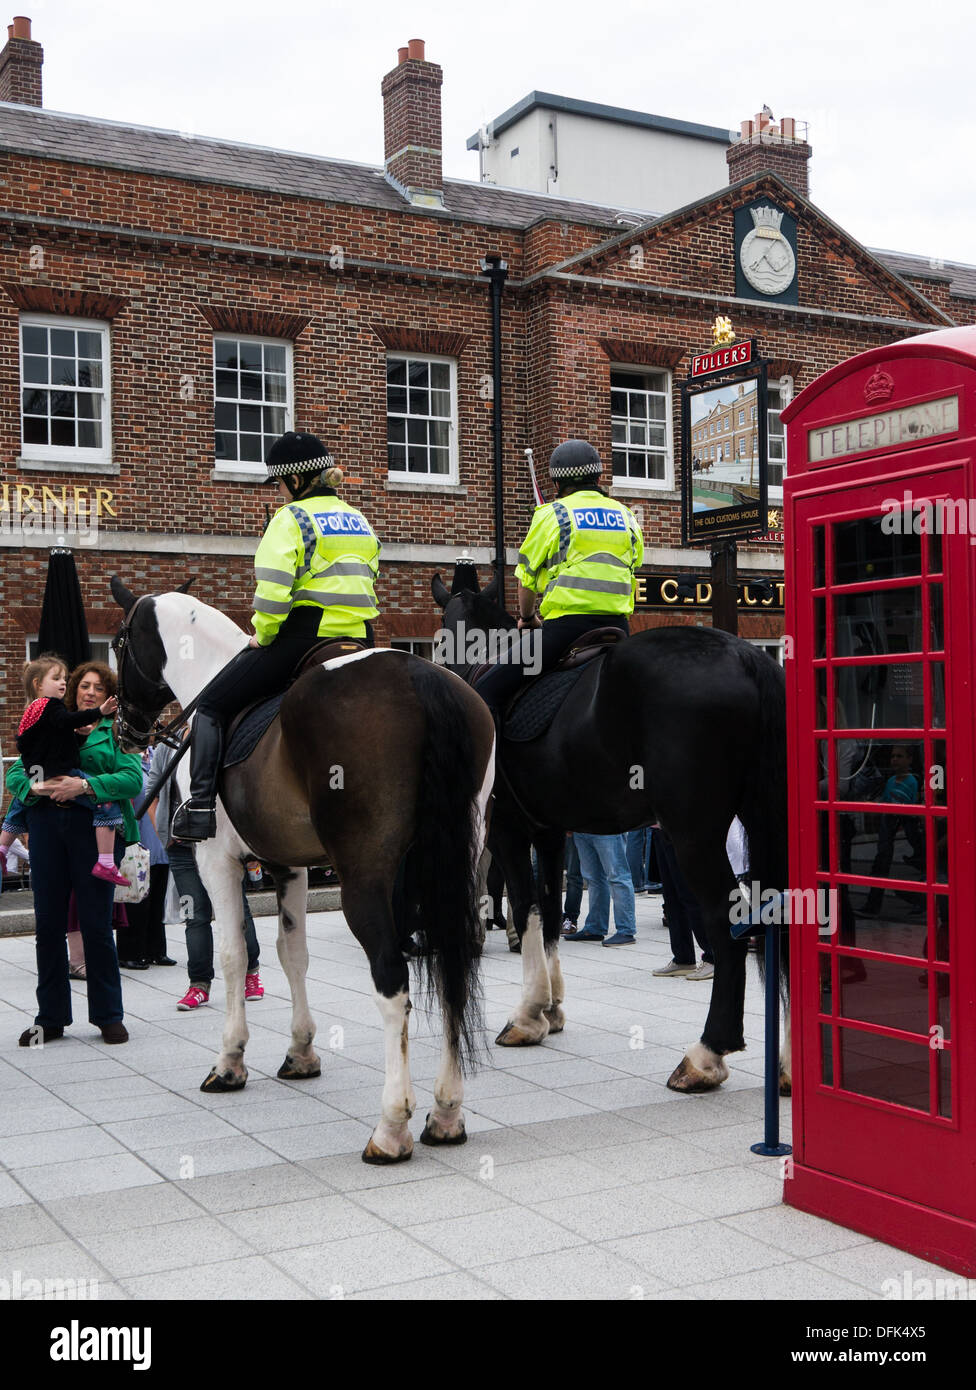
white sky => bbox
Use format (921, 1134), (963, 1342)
(23, 0), (976, 266)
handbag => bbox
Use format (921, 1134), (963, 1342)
(114, 843), (151, 904)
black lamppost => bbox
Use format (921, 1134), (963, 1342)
(480, 253), (508, 601)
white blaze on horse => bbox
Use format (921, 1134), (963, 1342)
(110, 579), (495, 1163)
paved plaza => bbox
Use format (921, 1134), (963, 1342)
(0, 895), (959, 1301)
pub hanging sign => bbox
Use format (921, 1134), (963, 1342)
(682, 323), (769, 545)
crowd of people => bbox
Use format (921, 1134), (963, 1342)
(2, 656), (264, 1046)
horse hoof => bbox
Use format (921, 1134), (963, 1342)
(361, 1136), (413, 1165)
(277, 1055), (322, 1080)
(543, 1004), (565, 1033)
(666, 1058), (721, 1093)
(200, 1066), (247, 1093)
(420, 1113), (468, 1146)
(779, 1074), (793, 1097)
(495, 1018), (548, 1047)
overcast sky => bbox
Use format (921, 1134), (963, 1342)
(24, 0), (976, 266)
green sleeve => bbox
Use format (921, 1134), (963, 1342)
(515, 506), (560, 593)
(4, 758), (34, 804)
(85, 752), (143, 806)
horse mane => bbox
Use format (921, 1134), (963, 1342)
(456, 587), (517, 633)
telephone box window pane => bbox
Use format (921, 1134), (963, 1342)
(819, 952), (832, 1014)
(815, 668), (827, 727)
(821, 1025), (833, 1085)
(818, 811), (830, 871)
(838, 892), (928, 958)
(834, 663), (924, 729)
(852, 809), (925, 884)
(841, 957), (930, 1036)
(833, 588), (923, 657)
(834, 517), (921, 584)
(816, 740), (829, 799)
(814, 596), (826, 658)
(938, 1050), (951, 1119)
(813, 525), (825, 588)
(839, 1028), (929, 1112)
(934, 819), (948, 885)
(934, 895), (949, 962)
(929, 584), (944, 652)
(928, 527), (942, 575)
(836, 738), (924, 805)
(936, 970), (950, 1041)
(930, 663), (945, 728)
(931, 741), (946, 807)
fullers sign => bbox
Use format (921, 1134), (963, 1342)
(690, 340), (755, 379)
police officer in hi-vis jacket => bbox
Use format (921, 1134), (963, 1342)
(475, 439), (644, 713)
(172, 431), (380, 841)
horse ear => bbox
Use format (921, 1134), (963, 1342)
(176, 577), (195, 593)
(431, 573), (450, 608)
(481, 574), (499, 603)
(110, 576), (138, 614)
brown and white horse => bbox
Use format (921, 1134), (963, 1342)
(110, 579), (495, 1163)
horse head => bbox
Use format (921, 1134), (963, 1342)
(430, 564), (516, 676)
(109, 579), (175, 749)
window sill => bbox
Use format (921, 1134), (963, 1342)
(211, 467), (267, 484)
(18, 456), (119, 476)
(610, 482), (679, 501)
(385, 478), (467, 497)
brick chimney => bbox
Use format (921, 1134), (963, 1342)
(381, 39), (444, 207)
(727, 111), (811, 198)
(0, 16), (42, 107)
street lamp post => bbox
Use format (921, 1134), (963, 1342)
(480, 253), (508, 603)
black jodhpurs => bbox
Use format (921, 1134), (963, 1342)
(474, 613), (629, 712)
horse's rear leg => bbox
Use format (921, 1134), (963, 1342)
(537, 830), (567, 1033)
(270, 866), (320, 1080)
(343, 882), (415, 1164)
(491, 825), (553, 1047)
(196, 841), (249, 1093)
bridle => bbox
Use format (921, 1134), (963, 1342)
(112, 595), (188, 752)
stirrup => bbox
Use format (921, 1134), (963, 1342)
(172, 798), (217, 842)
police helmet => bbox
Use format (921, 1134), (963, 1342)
(262, 432), (335, 486)
(548, 439), (602, 481)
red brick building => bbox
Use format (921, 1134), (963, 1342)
(0, 21), (971, 745)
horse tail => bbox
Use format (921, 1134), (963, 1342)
(402, 659), (487, 1073)
(737, 645), (790, 993)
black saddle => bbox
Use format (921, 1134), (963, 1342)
(502, 630), (624, 743)
(223, 638), (366, 769)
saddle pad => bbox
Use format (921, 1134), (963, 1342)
(504, 666), (586, 742)
(224, 694), (284, 768)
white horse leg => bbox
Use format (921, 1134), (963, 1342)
(543, 942), (565, 1033)
(779, 1007), (792, 1096)
(421, 1035), (466, 1145)
(495, 907), (552, 1046)
(196, 839), (249, 1092)
(273, 867), (320, 1080)
(362, 990), (415, 1164)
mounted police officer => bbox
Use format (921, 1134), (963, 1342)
(475, 439), (644, 712)
(172, 431), (381, 841)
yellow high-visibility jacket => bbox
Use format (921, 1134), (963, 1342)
(251, 494), (380, 644)
(515, 490), (644, 619)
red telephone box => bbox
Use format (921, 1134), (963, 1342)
(781, 326), (976, 1276)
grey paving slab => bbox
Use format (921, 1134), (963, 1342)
(220, 1192), (388, 1252)
(0, 1200), (64, 1247)
(9, 1153), (164, 1202)
(43, 1183), (203, 1238)
(101, 1110), (244, 1149)
(173, 1162), (332, 1213)
(464, 1090), (597, 1126)
(275, 1228), (455, 1295)
(0, 1124), (128, 1168)
(721, 1206), (875, 1259)
(255, 1118), (375, 1161)
(407, 1206), (587, 1269)
(0, 1171), (32, 1208)
(135, 1135), (284, 1181)
(0, 1237), (108, 1284)
(122, 1253), (312, 1300)
(351, 1172), (511, 1225)
(649, 1162), (787, 1217)
(80, 1215), (253, 1278)
(353, 1271), (506, 1300)
(513, 1109), (657, 1153)
(482, 1153), (623, 1204)
(530, 1184), (705, 1242)
(605, 1219), (794, 1287)
(478, 1241), (664, 1299)
(808, 1242), (961, 1291)
(0, 1098), (85, 1137)
(660, 1261), (882, 1301)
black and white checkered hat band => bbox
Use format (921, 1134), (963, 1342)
(265, 452), (335, 478)
(550, 460), (602, 479)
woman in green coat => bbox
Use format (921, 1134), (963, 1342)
(6, 661), (142, 1046)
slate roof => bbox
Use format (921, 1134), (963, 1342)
(870, 248), (976, 302)
(0, 101), (647, 231)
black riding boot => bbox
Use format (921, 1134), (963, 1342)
(172, 713), (224, 842)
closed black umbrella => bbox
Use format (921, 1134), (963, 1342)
(37, 548), (91, 672)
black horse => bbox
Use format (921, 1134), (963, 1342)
(432, 566), (788, 1092)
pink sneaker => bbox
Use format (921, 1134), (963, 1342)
(245, 972), (264, 1001)
(177, 986), (209, 1011)
(92, 862), (130, 886)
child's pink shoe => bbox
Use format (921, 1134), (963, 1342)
(91, 863), (130, 886)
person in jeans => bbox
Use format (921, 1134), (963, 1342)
(119, 747), (177, 970)
(561, 833), (583, 935)
(563, 831), (636, 946)
(154, 741), (262, 1009)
